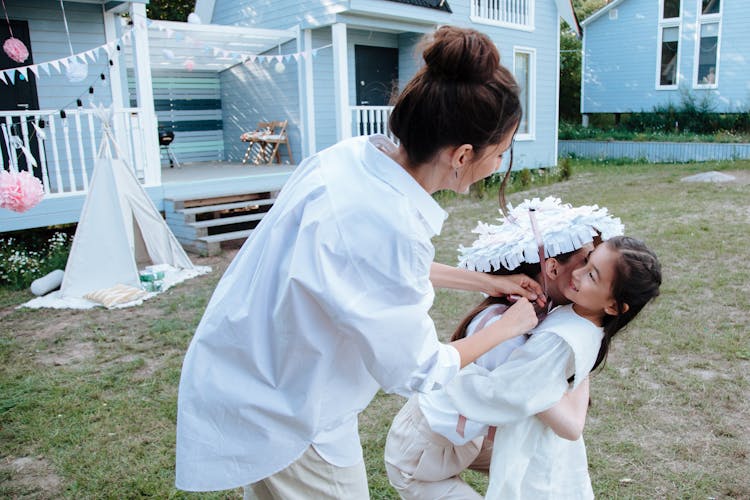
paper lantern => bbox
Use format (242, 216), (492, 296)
(66, 60), (88, 83)
(0, 170), (45, 213)
(274, 60), (286, 73)
(184, 59), (195, 71)
(3, 37), (29, 63)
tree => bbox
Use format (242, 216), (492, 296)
(146, 0), (197, 22)
(559, 0), (608, 122)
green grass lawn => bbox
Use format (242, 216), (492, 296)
(2, 159), (749, 498)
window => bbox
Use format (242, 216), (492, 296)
(471, 0), (534, 31)
(701, 0), (720, 15)
(695, 0), (721, 87)
(513, 48), (535, 140)
(657, 0), (681, 88)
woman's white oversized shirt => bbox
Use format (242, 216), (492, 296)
(175, 135), (460, 491)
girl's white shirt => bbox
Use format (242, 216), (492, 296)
(421, 304), (602, 499)
(175, 135), (460, 492)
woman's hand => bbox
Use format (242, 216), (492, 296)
(495, 296), (539, 337)
(451, 297), (538, 368)
(429, 263), (545, 307)
(484, 274), (546, 308)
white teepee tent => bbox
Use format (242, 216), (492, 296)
(59, 156), (196, 298)
(24, 108), (209, 309)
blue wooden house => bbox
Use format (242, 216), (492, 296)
(198, 0), (580, 172)
(581, 0), (749, 121)
(2, 0), (577, 254)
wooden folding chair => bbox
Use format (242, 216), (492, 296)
(240, 120), (294, 165)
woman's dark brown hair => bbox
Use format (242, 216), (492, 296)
(389, 26), (522, 197)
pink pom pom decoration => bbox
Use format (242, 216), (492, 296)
(183, 59), (195, 71)
(3, 37), (29, 64)
(0, 170), (45, 213)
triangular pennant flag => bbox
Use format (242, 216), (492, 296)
(6, 70), (16, 85)
(85, 50), (97, 63)
(292, 53), (300, 61)
(28, 65), (39, 78)
(50, 60), (61, 73)
(17, 67), (28, 80)
(77, 54), (88, 65)
(284, 54), (292, 62)
(1, 70), (11, 85)
(40, 62), (51, 75)
(212, 47), (220, 56)
(103, 43), (112, 57)
(60, 58), (71, 70)
(275, 55), (282, 63)
(249, 55), (257, 63)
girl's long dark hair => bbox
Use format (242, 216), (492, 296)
(591, 236), (662, 371)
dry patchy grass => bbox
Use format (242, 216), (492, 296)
(1, 160), (749, 498)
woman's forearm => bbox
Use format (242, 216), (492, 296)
(450, 297), (537, 367)
(430, 262), (543, 304)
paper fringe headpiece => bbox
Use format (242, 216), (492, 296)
(458, 196), (624, 272)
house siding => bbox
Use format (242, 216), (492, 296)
(208, 0), (563, 168)
(219, 39), (302, 164)
(582, 0), (749, 114)
(211, 0), (345, 29)
(4, 0), (113, 111)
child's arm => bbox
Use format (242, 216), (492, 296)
(536, 377), (590, 441)
(430, 262), (545, 306)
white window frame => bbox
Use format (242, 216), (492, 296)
(692, 0), (721, 89)
(513, 46), (535, 142)
(470, 0), (535, 32)
(656, 0), (682, 90)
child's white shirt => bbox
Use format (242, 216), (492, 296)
(420, 304), (603, 499)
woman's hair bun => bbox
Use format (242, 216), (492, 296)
(422, 26), (500, 83)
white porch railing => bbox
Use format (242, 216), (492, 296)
(351, 105), (397, 143)
(0, 108), (150, 197)
(471, 0), (532, 27)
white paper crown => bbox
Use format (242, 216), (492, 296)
(458, 197), (624, 272)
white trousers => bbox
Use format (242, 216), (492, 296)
(384, 396), (493, 499)
(244, 445), (369, 499)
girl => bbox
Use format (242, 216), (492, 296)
(385, 216), (661, 498)
(176, 26), (541, 496)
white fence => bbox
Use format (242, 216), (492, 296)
(351, 105), (397, 142)
(559, 140), (750, 163)
(0, 108), (150, 197)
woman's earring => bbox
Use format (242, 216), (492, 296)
(455, 170), (459, 179)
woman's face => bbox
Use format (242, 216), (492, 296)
(565, 242), (621, 324)
(459, 128), (515, 192)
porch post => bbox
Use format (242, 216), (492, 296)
(129, 2), (161, 186)
(300, 28), (316, 157)
(103, 9), (129, 153)
(332, 23), (351, 141)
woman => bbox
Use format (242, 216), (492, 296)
(175, 26), (537, 497)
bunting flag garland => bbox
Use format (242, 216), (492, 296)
(1, 16), (333, 86)
(0, 30), (130, 86)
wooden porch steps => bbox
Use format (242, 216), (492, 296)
(164, 191), (277, 256)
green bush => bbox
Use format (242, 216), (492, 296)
(0, 230), (73, 290)
(562, 90), (750, 142)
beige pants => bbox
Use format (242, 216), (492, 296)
(384, 396), (493, 499)
(244, 445), (369, 499)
